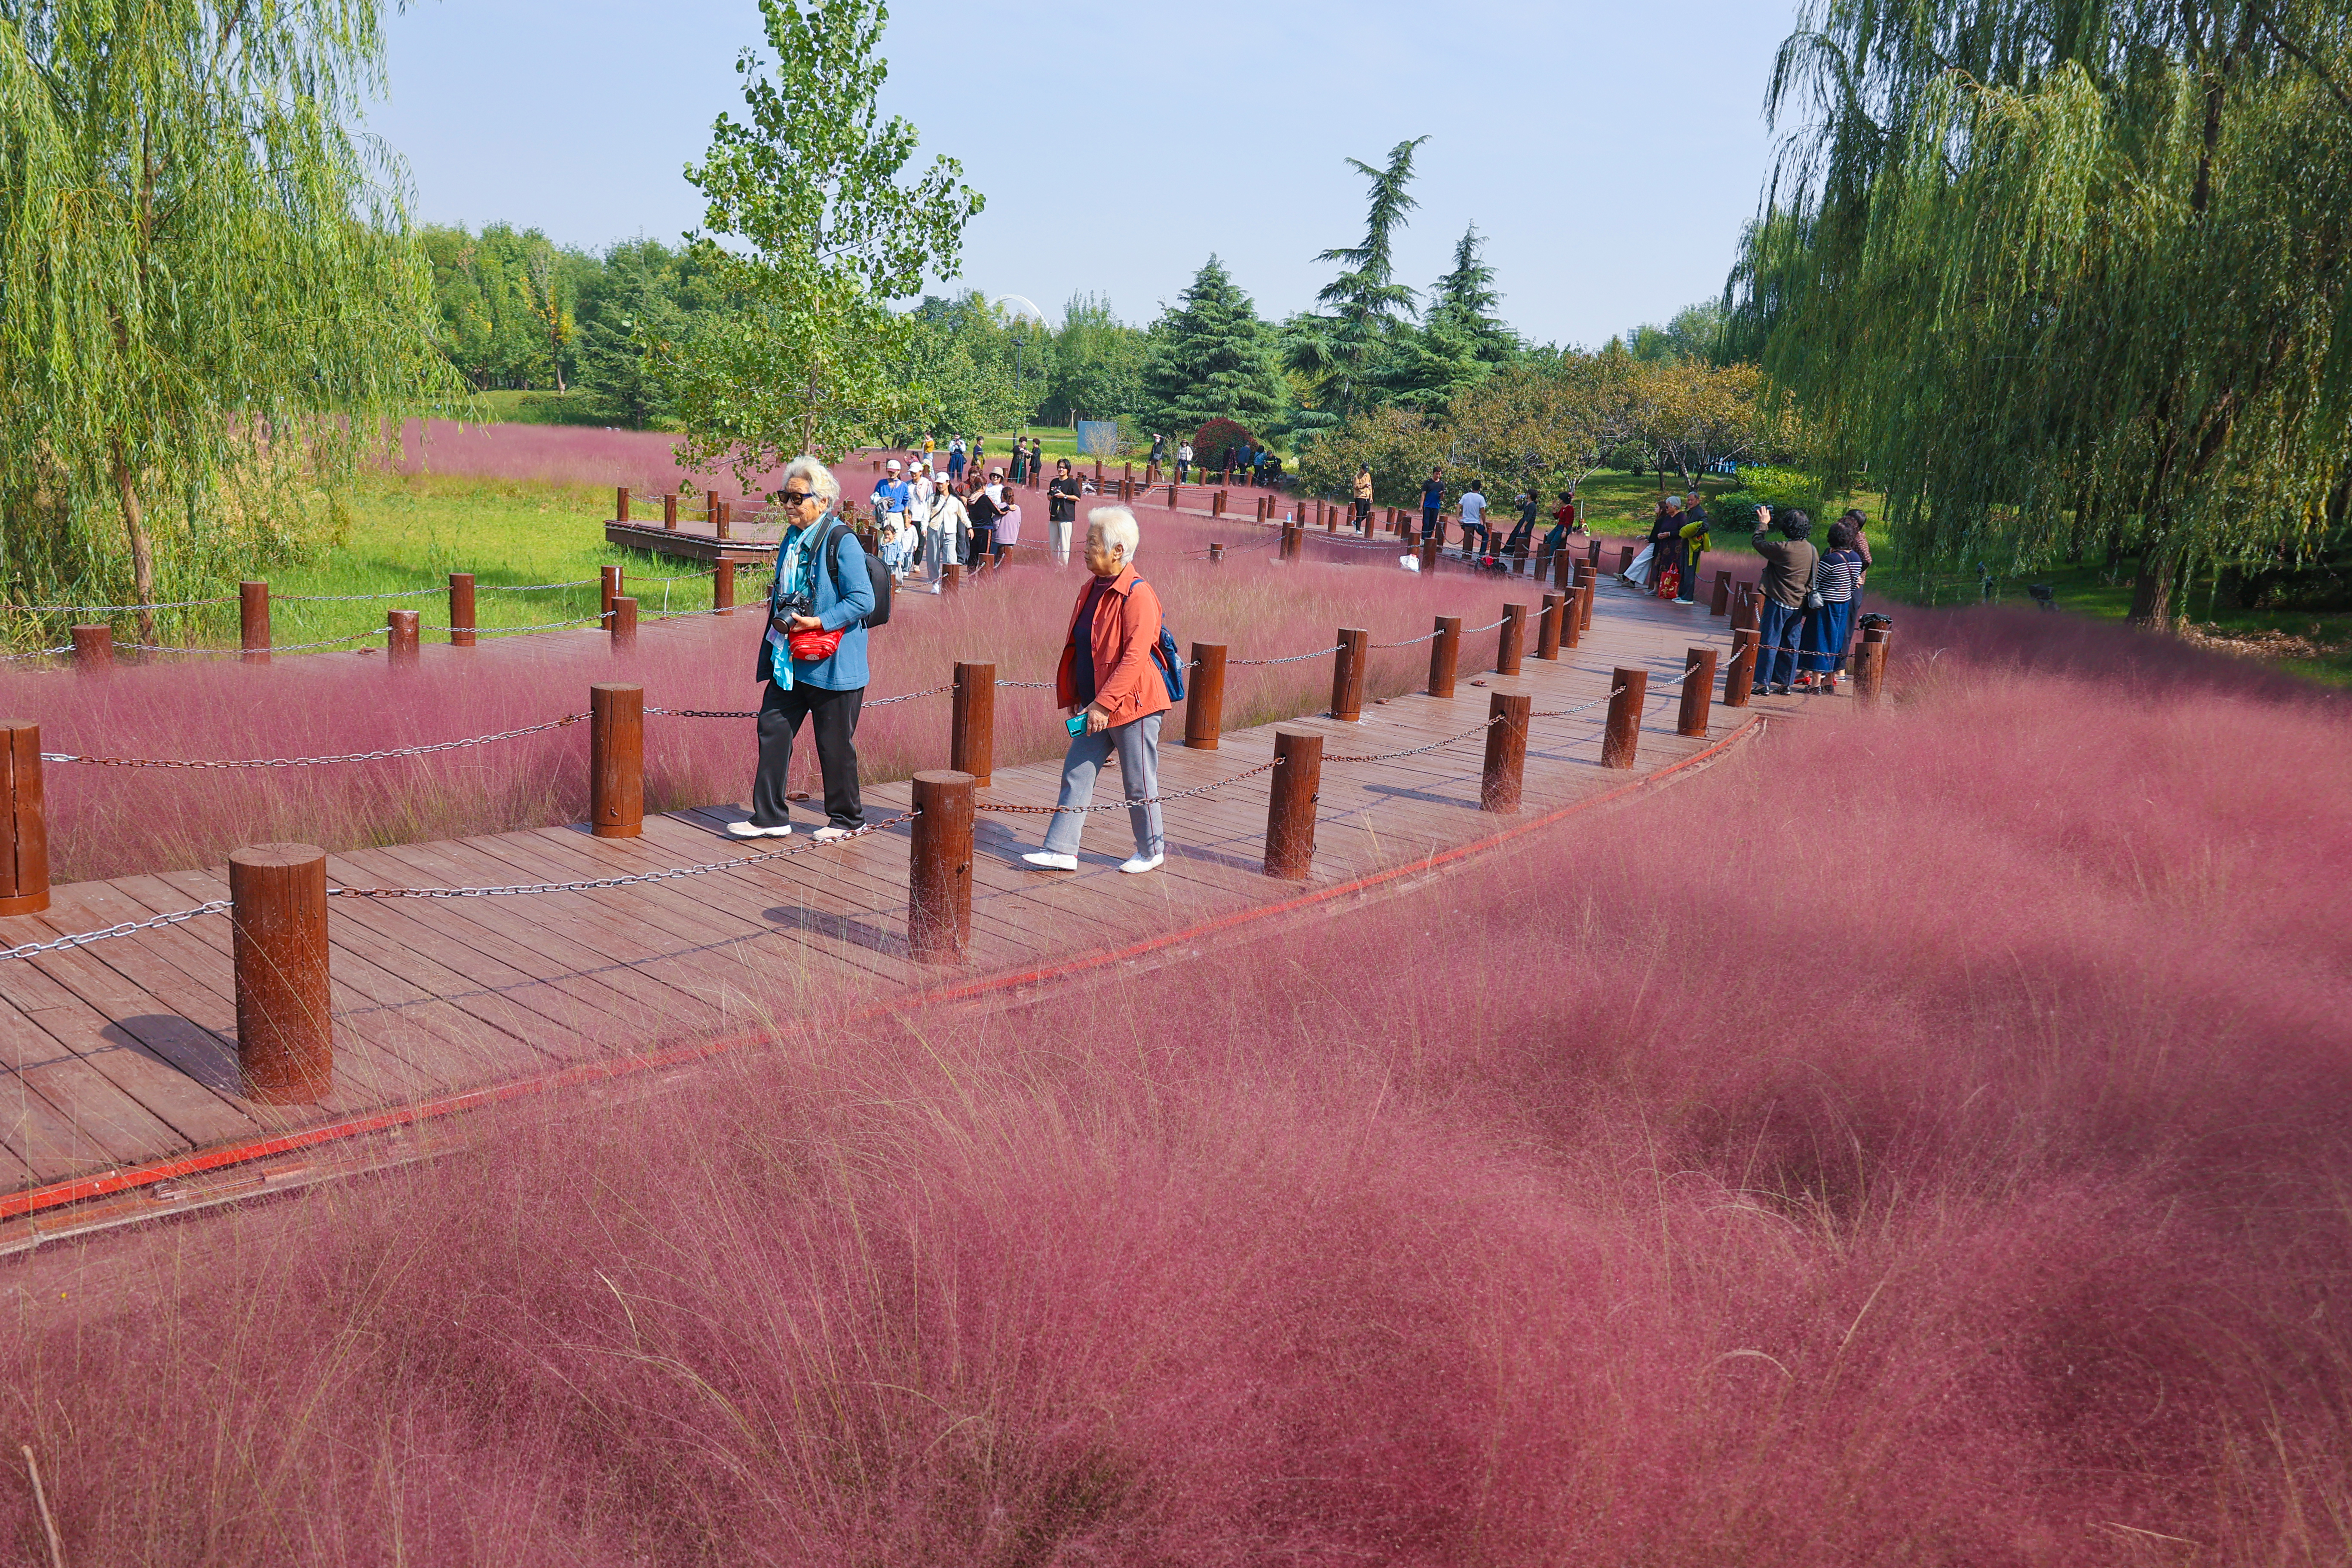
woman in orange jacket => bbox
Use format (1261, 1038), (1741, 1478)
(1021, 506), (1173, 875)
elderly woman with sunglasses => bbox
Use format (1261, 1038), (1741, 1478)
(729, 456), (875, 844)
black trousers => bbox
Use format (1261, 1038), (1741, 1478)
(751, 679), (864, 829)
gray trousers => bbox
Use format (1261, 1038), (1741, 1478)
(1043, 712), (1164, 859)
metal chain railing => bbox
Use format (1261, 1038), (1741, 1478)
(0, 900), (230, 963)
(43, 713), (588, 769)
(327, 810), (919, 898)
(1228, 643), (1344, 668)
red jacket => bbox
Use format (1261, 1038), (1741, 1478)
(1055, 566), (1173, 727)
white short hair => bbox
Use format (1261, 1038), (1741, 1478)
(1087, 505), (1140, 560)
(785, 456), (839, 505)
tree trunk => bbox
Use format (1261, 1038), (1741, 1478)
(2128, 534), (2178, 629)
(112, 444), (157, 646)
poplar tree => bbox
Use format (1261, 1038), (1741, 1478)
(1, 0), (450, 640)
(1736, 0), (2352, 625)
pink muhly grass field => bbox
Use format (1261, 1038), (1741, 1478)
(4, 621), (2348, 1563)
(8, 536), (1511, 882)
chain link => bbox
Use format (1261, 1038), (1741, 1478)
(45, 713), (589, 769)
(1228, 643), (1344, 667)
(0, 900), (230, 963)
(1, 645), (77, 662)
(327, 811), (918, 897)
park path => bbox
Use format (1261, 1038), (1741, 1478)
(0, 548), (1805, 1241)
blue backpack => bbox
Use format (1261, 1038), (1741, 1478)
(1131, 577), (1186, 701)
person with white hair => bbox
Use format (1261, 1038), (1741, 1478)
(1022, 506), (1173, 876)
(730, 456), (876, 842)
(871, 459), (910, 545)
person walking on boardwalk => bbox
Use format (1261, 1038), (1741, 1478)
(1750, 505), (1818, 696)
(921, 478), (971, 585)
(1353, 464), (1375, 532)
(731, 457), (875, 844)
(1177, 439), (1192, 483)
(1457, 479), (1490, 557)
(871, 459), (910, 541)
(946, 435), (967, 484)
(1022, 506), (1172, 876)
(1047, 457), (1084, 567)
(1421, 467), (1446, 546)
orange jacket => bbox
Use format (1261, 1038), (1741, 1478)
(1055, 566), (1173, 727)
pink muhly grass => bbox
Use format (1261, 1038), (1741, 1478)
(3, 620), (2348, 1563)
(6, 534), (1513, 881)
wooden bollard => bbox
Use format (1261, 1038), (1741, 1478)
(72, 625), (111, 673)
(0, 722), (49, 915)
(616, 486), (631, 523)
(1497, 603), (1527, 676)
(1724, 628), (1758, 707)
(1601, 668), (1647, 769)
(1710, 569), (1731, 616)
(601, 564), (623, 623)
(1480, 691), (1531, 813)
(714, 562), (735, 615)
(1167, 484), (1179, 508)
(1537, 593), (1565, 660)
(610, 596), (637, 652)
(1587, 539), (1603, 566)
(1553, 548), (1574, 591)
(1577, 569), (1596, 632)
(1281, 523), (1303, 561)
(1429, 616), (1461, 698)
(1263, 728), (1323, 880)
(1185, 643), (1227, 750)
(238, 581), (270, 665)
(1616, 543), (1636, 575)
(1854, 624), (1893, 703)
(449, 573), (477, 647)
(386, 609), (420, 665)
(1212, 490), (1225, 519)
(230, 842), (331, 1104)
(908, 770), (975, 964)
(1330, 628), (1367, 721)
(1419, 536), (1439, 573)
(1732, 584), (1760, 632)
(663, 493), (679, 530)
(942, 562), (962, 594)
(1209, 542), (1225, 562)
(705, 488), (720, 527)
(952, 661), (995, 785)
(1326, 505), (1338, 534)
(716, 502), (732, 541)
(590, 682), (643, 838)
(1678, 648), (1718, 737)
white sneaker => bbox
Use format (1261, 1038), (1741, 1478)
(1021, 851), (1078, 871)
(728, 819), (791, 838)
(1118, 853), (1164, 874)
(810, 825), (855, 843)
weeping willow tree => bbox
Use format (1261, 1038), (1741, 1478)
(0, 0), (452, 643)
(1732, 0), (2352, 625)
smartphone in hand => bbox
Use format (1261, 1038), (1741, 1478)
(1066, 714), (1088, 737)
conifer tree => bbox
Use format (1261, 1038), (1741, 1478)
(1141, 257), (1288, 437)
(1286, 138), (1428, 433)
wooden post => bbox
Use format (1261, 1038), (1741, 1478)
(232, 581), (271, 665)
(610, 596), (637, 652)
(1577, 568), (1596, 632)
(1854, 624), (1893, 703)
(0, 723), (49, 915)
(908, 770), (975, 964)
(1330, 628), (1367, 721)
(1616, 543), (1636, 575)
(616, 486), (631, 523)
(663, 493), (679, 530)
(942, 562), (963, 594)
(1429, 616), (1461, 698)
(1724, 628), (1758, 707)
(1212, 490), (1225, 519)
(1263, 728), (1322, 880)
(1480, 692), (1531, 813)
(716, 501), (732, 541)
(590, 683), (643, 839)
(1710, 569), (1731, 616)
(230, 842), (331, 1104)
(705, 487), (720, 527)
(1602, 668), (1647, 769)
(72, 625), (111, 673)
(1732, 584), (1760, 632)
(1209, 542), (1224, 562)
(1281, 523), (1302, 561)
(1537, 593), (1565, 660)
(1497, 603), (1527, 676)
(1419, 536), (1439, 573)
(714, 561), (735, 615)
(448, 573), (477, 648)
(1093, 458), (1104, 486)
(386, 609), (420, 665)
(1678, 648), (1718, 738)
(600, 564), (623, 624)
(1326, 505), (1338, 534)
(1185, 642), (1227, 749)
(1167, 484), (1178, 508)
(952, 662), (995, 785)
(1553, 548), (1574, 591)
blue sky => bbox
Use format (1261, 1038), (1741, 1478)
(367, 0), (1799, 347)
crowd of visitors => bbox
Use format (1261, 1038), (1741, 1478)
(865, 454), (1026, 592)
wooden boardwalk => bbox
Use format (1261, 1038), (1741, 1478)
(0, 578), (1805, 1231)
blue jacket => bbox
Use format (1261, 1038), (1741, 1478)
(755, 518), (875, 690)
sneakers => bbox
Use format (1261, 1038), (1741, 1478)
(1770, 683), (1794, 695)
(1021, 851), (1078, 872)
(810, 825), (857, 843)
(1118, 852), (1164, 875)
(727, 819), (791, 838)
(1673, 597), (1695, 606)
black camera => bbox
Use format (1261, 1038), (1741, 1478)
(775, 588), (815, 618)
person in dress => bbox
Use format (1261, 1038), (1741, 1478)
(1798, 521), (1867, 693)
(1021, 506), (1170, 876)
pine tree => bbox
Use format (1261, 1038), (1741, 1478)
(1286, 138), (1428, 433)
(1384, 223), (1520, 408)
(1427, 224), (1519, 368)
(1142, 257), (1288, 437)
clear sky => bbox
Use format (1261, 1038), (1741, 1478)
(366, 0), (1799, 348)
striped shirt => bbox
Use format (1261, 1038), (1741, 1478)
(1815, 548), (1866, 603)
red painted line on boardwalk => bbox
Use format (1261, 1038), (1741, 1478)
(0, 716), (1763, 1227)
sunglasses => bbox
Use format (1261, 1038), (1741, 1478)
(781, 490), (815, 505)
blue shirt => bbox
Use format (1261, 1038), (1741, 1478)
(1422, 481), (1443, 511)
(873, 478), (910, 514)
(757, 519), (875, 691)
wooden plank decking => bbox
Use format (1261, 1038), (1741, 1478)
(0, 569), (1809, 1223)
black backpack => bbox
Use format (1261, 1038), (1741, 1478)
(821, 522), (891, 629)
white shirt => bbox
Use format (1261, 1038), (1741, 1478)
(1459, 491), (1487, 524)
(1179, 445), (1192, 462)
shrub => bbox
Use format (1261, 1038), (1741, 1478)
(1189, 417), (1258, 471)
